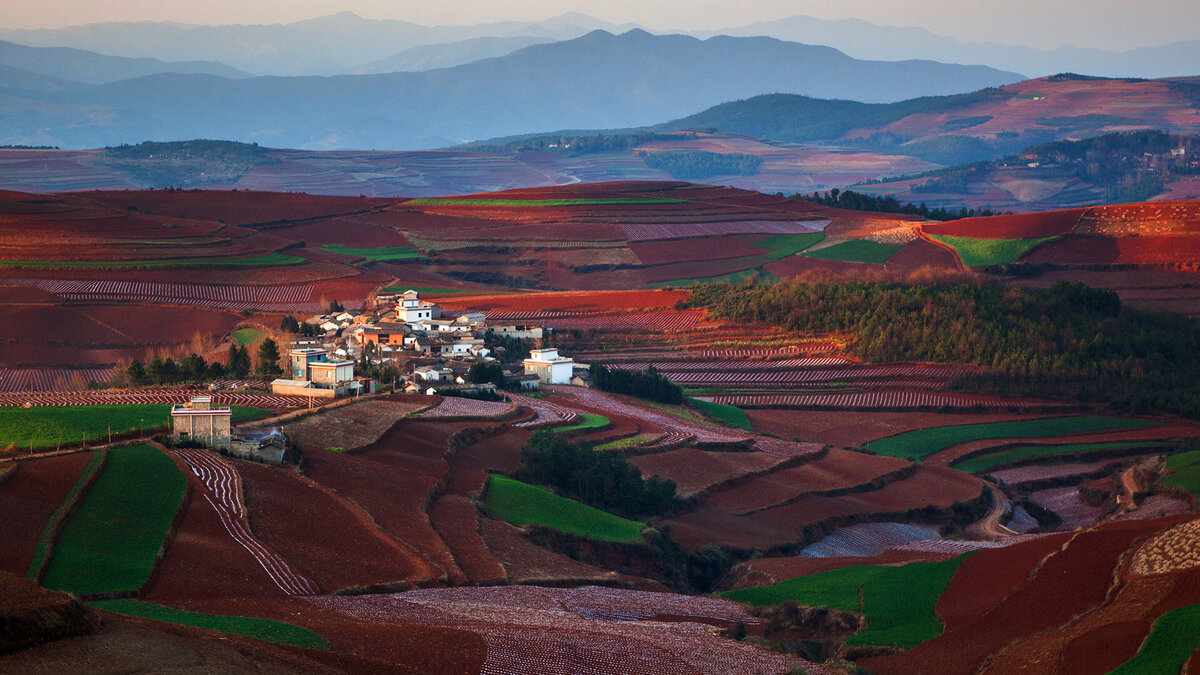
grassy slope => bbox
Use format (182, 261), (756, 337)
(803, 240), (903, 264)
(1164, 450), (1200, 496)
(688, 398), (752, 431)
(953, 440), (1169, 474)
(0, 404), (272, 449)
(92, 599), (327, 650)
(753, 232), (825, 260)
(484, 474), (645, 543)
(1109, 603), (1200, 674)
(928, 234), (1056, 267)
(553, 413), (610, 433)
(230, 327), (264, 347)
(865, 416), (1161, 461)
(722, 556), (967, 647)
(41, 444), (186, 594)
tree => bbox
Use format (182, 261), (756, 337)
(256, 338), (283, 377)
(182, 353), (208, 380)
(127, 359), (147, 386)
(280, 315), (300, 333)
(468, 362), (506, 388)
(328, 299), (344, 313)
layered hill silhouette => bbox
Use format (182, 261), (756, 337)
(0, 30), (1022, 150)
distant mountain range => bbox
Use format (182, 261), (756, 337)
(705, 16), (1200, 80)
(0, 12), (1194, 79)
(0, 30), (1023, 150)
(0, 40), (249, 85)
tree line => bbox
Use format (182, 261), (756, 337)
(800, 188), (1007, 220)
(125, 339), (283, 385)
(590, 363), (684, 405)
(686, 279), (1200, 418)
(516, 431), (679, 519)
(640, 150), (762, 179)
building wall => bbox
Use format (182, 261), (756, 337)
(271, 382), (335, 398)
(172, 412), (232, 448)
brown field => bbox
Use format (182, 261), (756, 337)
(0, 453), (93, 576)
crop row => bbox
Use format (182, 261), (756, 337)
(609, 357), (854, 371)
(510, 394), (579, 428)
(660, 365), (965, 384)
(0, 366), (116, 392)
(617, 219), (829, 242)
(6, 278), (315, 309)
(709, 390), (1054, 409)
(546, 312), (705, 332)
(171, 448), (318, 595)
(417, 397), (514, 418)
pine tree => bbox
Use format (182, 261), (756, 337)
(256, 338), (283, 377)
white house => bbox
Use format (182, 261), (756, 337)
(523, 347), (575, 385)
(400, 290), (441, 322)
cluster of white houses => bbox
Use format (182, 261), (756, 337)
(172, 290), (580, 455)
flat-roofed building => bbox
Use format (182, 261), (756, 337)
(523, 348), (574, 385)
(171, 396), (232, 448)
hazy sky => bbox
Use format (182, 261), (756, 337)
(3, 0), (1197, 50)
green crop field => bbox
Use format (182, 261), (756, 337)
(802, 240), (903, 264)
(865, 416), (1161, 461)
(42, 444), (186, 594)
(953, 441), (1168, 474)
(553, 413), (610, 433)
(230, 327), (264, 347)
(405, 197), (682, 206)
(1109, 603), (1200, 674)
(722, 556), (967, 647)
(1164, 450), (1200, 497)
(318, 244), (422, 261)
(594, 435), (658, 450)
(0, 252), (304, 269)
(753, 232), (825, 260)
(688, 398), (752, 431)
(0, 404), (271, 450)
(92, 599), (327, 650)
(25, 449), (107, 578)
(484, 474), (646, 543)
(928, 234), (1056, 267)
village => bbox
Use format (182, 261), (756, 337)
(170, 289), (582, 458)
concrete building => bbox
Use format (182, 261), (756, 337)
(171, 396), (232, 448)
(400, 290), (441, 322)
(523, 348), (575, 385)
(290, 348), (328, 380)
(309, 359), (356, 389)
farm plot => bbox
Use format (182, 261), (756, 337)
(0, 367), (116, 392)
(1107, 603), (1200, 675)
(484, 474), (647, 543)
(1129, 518), (1200, 577)
(617, 220), (827, 242)
(317, 244), (421, 261)
(922, 209), (1084, 238)
(428, 495), (505, 585)
(41, 444), (185, 595)
(1027, 486), (1106, 530)
(282, 398), (430, 451)
(4, 278), (314, 310)
(309, 587), (818, 675)
(91, 598), (327, 650)
(662, 364), (967, 386)
(0, 452), (95, 576)
(609, 357), (854, 371)
(927, 234), (1056, 267)
(864, 416), (1163, 461)
(798, 522), (944, 558)
(0, 390), (303, 412)
(237, 460), (424, 594)
(169, 449), (317, 596)
(803, 239), (903, 263)
(485, 310), (706, 333)
(510, 394), (580, 429)
(711, 390), (1051, 410)
(722, 556), (968, 648)
(434, 289), (687, 313)
(629, 448), (788, 497)
(417, 396), (514, 419)
(951, 440), (1171, 474)
(629, 235), (767, 265)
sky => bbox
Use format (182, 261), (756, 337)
(3, 0), (1197, 51)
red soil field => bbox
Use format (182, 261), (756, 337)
(444, 427), (527, 495)
(644, 255), (769, 283)
(146, 454), (283, 602)
(865, 518), (1186, 674)
(87, 190), (391, 226)
(434, 289), (688, 312)
(701, 449), (911, 513)
(238, 461), (430, 593)
(263, 218), (409, 248)
(299, 448), (453, 584)
(745, 409), (1047, 447)
(1024, 233), (1200, 265)
(884, 237), (963, 271)
(0, 284), (57, 303)
(764, 254), (883, 278)
(922, 421), (1200, 466)
(0, 452), (92, 576)
(629, 448), (789, 497)
(730, 548), (956, 587)
(922, 208), (1085, 238)
(630, 235), (769, 265)
(479, 517), (640, 587)
(428, 494), (506, 585)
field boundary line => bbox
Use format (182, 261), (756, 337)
(25, 449), (109, 583)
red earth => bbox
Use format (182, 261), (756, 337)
(0, 452), (93, 576)
(922, 208), (1086, 239)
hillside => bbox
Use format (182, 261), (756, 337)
(0, 30), (1022, 150)
(0, 40), (250, 85)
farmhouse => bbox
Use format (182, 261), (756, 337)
(170, 396), (232, 448)
(523, 348), (575, 385)
(400, 290), (441, 322)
